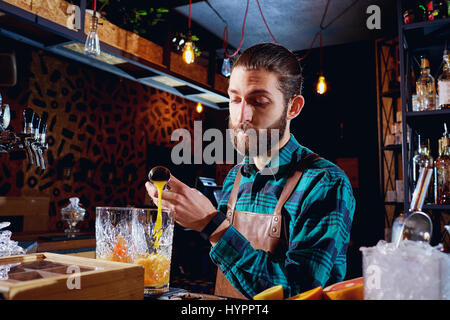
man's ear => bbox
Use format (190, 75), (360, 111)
(287, 95), (305, 120)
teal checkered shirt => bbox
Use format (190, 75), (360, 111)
(210, 134), (356, 298)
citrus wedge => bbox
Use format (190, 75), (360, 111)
(323, 277), (364, 300)
(253, 285), (284, 300)
(286, 286), (323, 300)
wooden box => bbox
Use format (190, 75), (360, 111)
(0, 253), (144, 299)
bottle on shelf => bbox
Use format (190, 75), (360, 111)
(414, 0), (428, 22)
(427, 1), (436, 20)
(437, 0), (449, 18)
(434, 123), (450, 204)
(437, 49), (450, 109)
(416, 56), (437, 110)
(412, 134), (434, 203)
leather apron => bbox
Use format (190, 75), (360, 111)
(214, 153), (320, 299)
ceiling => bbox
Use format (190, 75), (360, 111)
(173, 0), (396, 53)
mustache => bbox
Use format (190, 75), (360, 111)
(229, 121), (254, 132)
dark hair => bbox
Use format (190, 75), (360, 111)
(232, 43), (303, 106)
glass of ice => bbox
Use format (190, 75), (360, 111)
(95, 207), (174, 295)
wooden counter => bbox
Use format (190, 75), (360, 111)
(11, 231), (96, 257)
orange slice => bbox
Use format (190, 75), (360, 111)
(323, 277), (364, 300)
(286, 286), (323, 300)
(253, 285), (284, 300)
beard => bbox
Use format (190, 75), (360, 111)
(228, 108), (287, 158)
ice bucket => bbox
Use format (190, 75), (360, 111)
(361, 240), (450, 300)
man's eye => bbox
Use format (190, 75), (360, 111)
(252, 98), (269, 106)
(230, 98), (241, 104)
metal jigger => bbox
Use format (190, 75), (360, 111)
(148, 166), (170, 185)
(391, 167), (433, 247)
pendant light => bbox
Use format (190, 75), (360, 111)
(84, 0), (100, 57)
(182, 0), (195, 64)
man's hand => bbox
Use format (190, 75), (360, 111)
(145, 174), (218, 232)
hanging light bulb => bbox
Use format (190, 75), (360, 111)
(182, 40), (195, 65)
(84, 13), (100, 57)
(316, 74), (327, 95)
(196, 102), (203, 113)
(221, 57), (231, 77)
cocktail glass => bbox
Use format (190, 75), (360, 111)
(95, 207), (174, 295)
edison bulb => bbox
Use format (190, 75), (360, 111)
(196, 102), (203, 113)
(316, 75), (327, 95)
(182, 41), (195, 64)
(221, 58), (231, 77)
(84, 15), (100, 57)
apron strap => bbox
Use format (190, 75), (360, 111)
(226, 166), (242, 222)
(273, 152), (320, 216)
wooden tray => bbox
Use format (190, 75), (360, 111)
(0, 253), (144, 300)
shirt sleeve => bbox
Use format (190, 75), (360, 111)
(209, 170), (356, 298)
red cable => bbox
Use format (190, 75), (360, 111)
(94, 0), (96, 12)
(226, 0), (250, 58)
(222, 26), (229, 56)
(255, 0), (278, 44)
(297, 31), (322, 61)
(188, 0), (192, 30)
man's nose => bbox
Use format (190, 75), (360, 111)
(239, 100), (253, 123)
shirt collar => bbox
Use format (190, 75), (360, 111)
(241, 134), (304, 180)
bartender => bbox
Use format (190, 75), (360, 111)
(145, 43), (355, 299)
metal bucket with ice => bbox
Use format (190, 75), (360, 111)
(95, 207), (174, 294)
(361, 240), (449, 300)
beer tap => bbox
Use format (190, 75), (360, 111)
(0, 98), (48, 168)
(35, 113), (48, 170)
(0, 93), (10, 132)
(31, 114), (42, 168)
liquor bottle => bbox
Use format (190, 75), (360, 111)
(414, 0), (428, 22)
(437, 50), (450, 109)
(435, 134), (450, 204)
(412, 135), (434, 202)
(437, 0), (450, 19)
(416, 56), (437, 110)
(427, 1), (436, 20)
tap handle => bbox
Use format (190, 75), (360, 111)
(23, 108), (34, 134)
(40, 111), (48, 127)
(32, 114), (40, 136)
(40, 123), (47, 145)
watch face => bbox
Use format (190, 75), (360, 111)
(0, 104), (10, 130)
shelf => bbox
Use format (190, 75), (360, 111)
(405, 109), (450, 133)
(0, 0), (230, 110)
(402, 17), (450, 50)
(422, 204), (450, 211)
(381, 89), (400, 98)
(402, 17), (450, 31)
(383, 144), (402, 151)
(384, 201), (403, 206)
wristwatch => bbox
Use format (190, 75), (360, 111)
(199, 211), (227, 241)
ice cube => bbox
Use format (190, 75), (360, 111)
(361, 240), (449, 300)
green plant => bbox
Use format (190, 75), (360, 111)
(87, 0), (169, 36)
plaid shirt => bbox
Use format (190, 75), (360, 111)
(210, 134), (356, 298)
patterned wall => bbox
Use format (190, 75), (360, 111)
(0, 48), (205, 232)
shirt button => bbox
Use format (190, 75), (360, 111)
(274, 217), (279, 222)
(272, 227), (277, 233)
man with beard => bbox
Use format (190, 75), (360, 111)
(145, 43), (355, 299)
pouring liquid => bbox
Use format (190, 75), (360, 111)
(152, 180), (167, 249)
